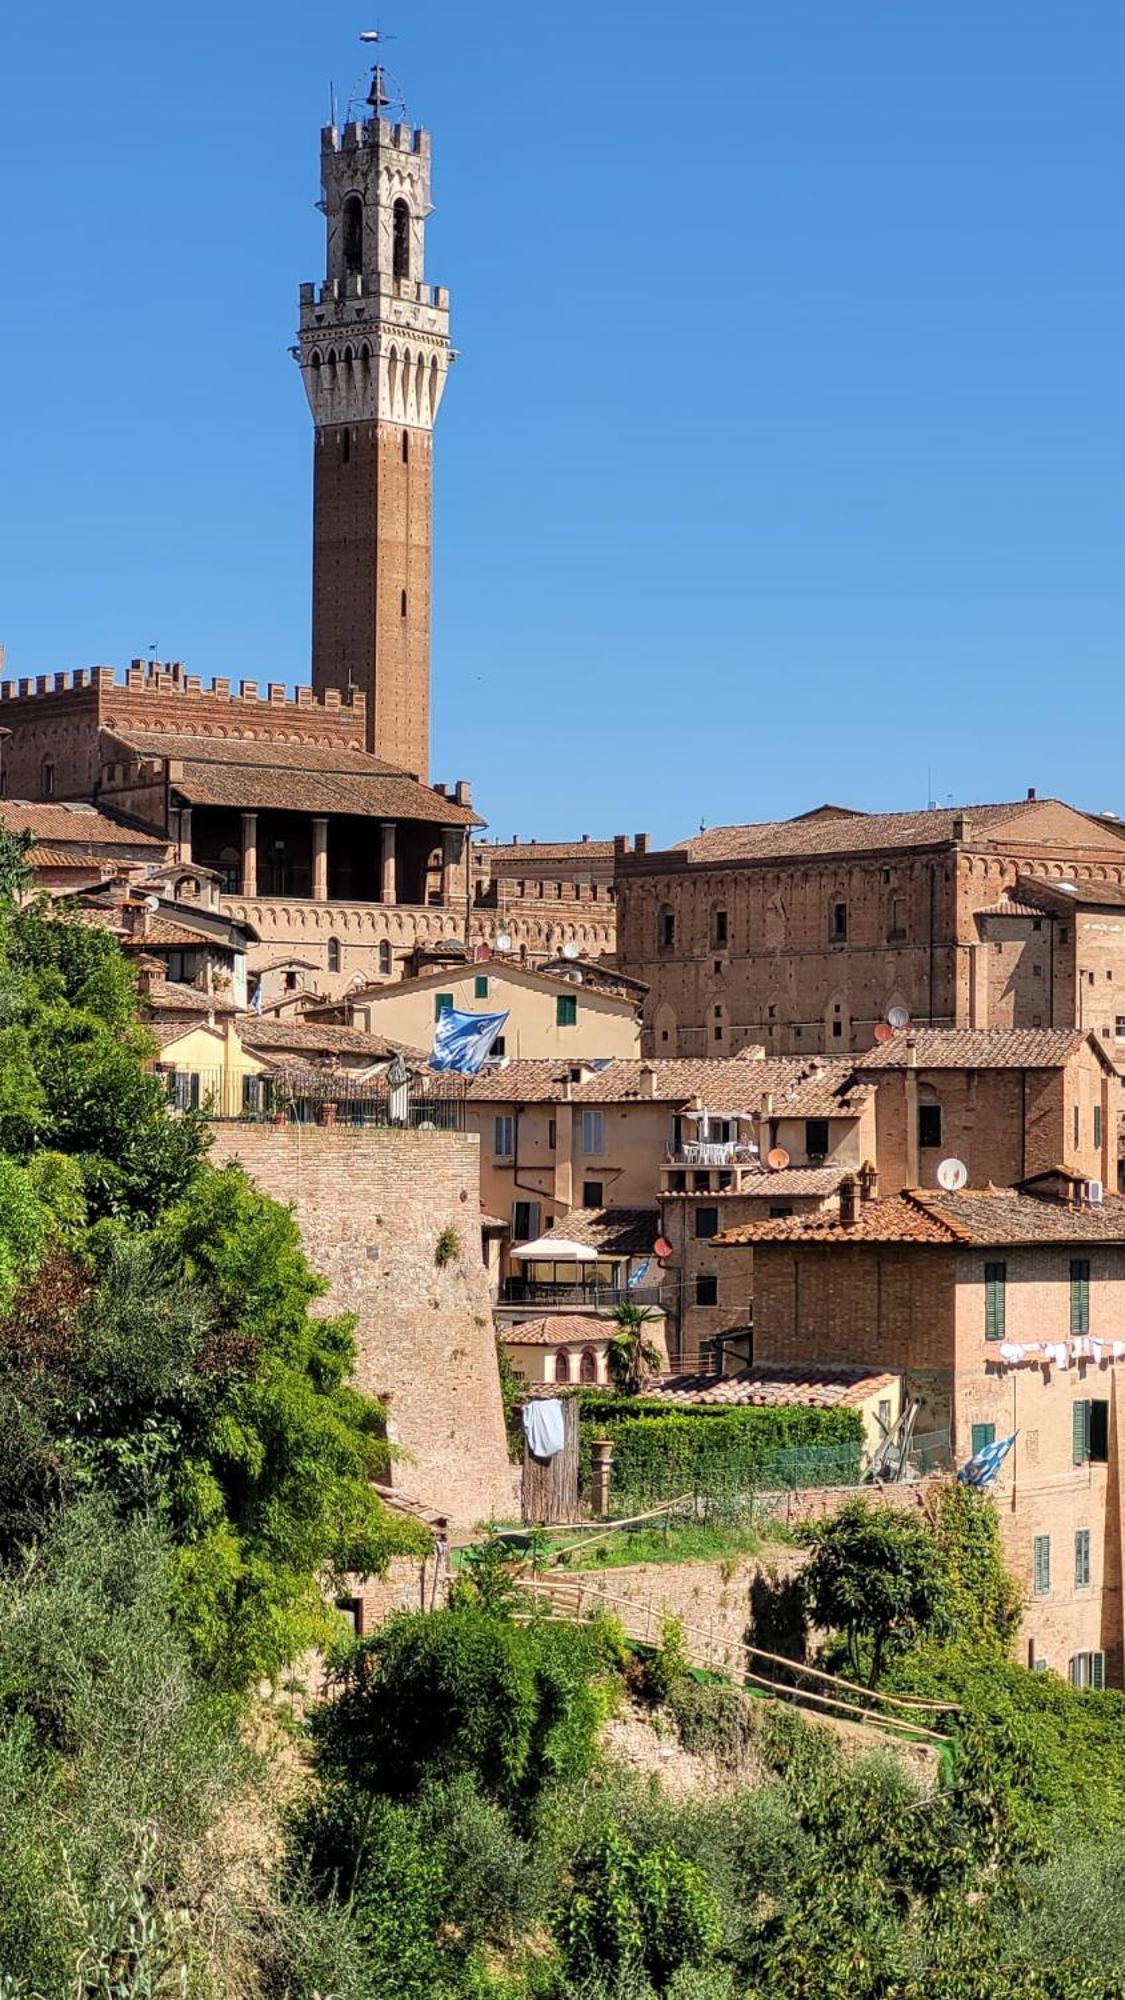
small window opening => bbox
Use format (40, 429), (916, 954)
(42, 762), (55, 797)
(402, 429), (410, 463)
(342, 196), (363, 277)
(327, 938), (341, 974)
(400, 589), (408, 618)
(393, 199), (411, 280)
(342, 427), (351, 464)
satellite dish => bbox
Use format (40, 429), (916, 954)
(561, 940), (581, 961)
(872, 1022), (894, 1045)
(654, 1236), (673, 1259)
(1056, 882), (1079, 896)
(887, 1005), (911, 1031)
(936, 1157), (969, 1192)
(495, 933), (513, 953)
(144, 895), (160, 911)
(767, 1147), (791, 1172)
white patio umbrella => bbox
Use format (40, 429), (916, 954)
(510, 1236), (599, 1261)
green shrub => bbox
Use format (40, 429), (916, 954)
(556, 1824), (721, 1992)
(576, 1402), (863, 1503)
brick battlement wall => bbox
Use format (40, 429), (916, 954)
(0, 661), (366, 744)
(207, 1124), (516, 1527)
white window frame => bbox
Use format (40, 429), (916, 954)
(493, 1114), (515, 1158)
(581, 1109), (605, 1157)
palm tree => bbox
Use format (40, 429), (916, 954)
(606, 1301), (664, 1397)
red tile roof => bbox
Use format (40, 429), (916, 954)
(716, 1187), (1125, 1248)
(503, 1314), (617, 1348)
(854, 1028), (1102, 1071)
(465, 1054), (801, 1108)
(645, 1363), (899, 1408)
(677, 800), (1104, 866)
(102, 729), (483, 827)
(552, 1208), (661, 1257)
(0, 800), (167, 848)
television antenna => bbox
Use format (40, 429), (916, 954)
(345, 28), (406, 123)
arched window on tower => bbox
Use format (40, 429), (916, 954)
(378, 940), (392, 977)
(554, 1349), (570, 1385)
(393, 199), (411, 280)
(41, 761), (55, 798)
(327, 937), (341, 974)
(342, 195), (363, 277)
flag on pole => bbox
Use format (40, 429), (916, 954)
(430, 1008), (510, 1074)
(957, 1432), (1017, 1488)
(627, 1258), (652, 1290)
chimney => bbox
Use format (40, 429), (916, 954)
(133, 954), (164, 996)
(454, 780), (472, 807)
(1027, 787), (1037, 801)
(858, 1160), (878, 1203)
(635, 833), (650, 854)
(952, 812), (972, 843)
(639, 1063), (659, 1099)
(906, 1035), (918, 1068)
(838, 1173), (859, 1227)
(760, 1091), (774, 1117)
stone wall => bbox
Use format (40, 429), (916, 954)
(207, 1122), (516, 1527)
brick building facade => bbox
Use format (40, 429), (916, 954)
(614, 798), (1125, 1065)
(721, 1184), (1125, 1687)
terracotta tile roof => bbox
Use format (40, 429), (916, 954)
(23, 850), (114, 873)
(0, 800), (167, 848)
(671, 1164), (848, 1199)
(237, 1016), (411, 1061)
(1017, 875), (1125, 912)
(552, 1208), (660, 1257)
(854, 1028), (1093, 1071)
(121, 916), (227, 949)
(677, 800), (1087, 867)
(769, 1065), (874, 1119)
(102, 729), (483, 827)
(143, 982), (237, 1018)
(465, 1054), (798, 1109)
(475, 839), (615, 863)
(974, 894), (1052, 919)
(503, 1314), (616, 1348)
(645, 1363), (899, 1408)
(716, 1187), (1125, 1248)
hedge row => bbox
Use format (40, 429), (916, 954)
(576, 1399), (864, 1501)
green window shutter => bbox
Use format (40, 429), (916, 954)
(556, 994), (577, 1027)
(1094, 1104), (1103, 1149)
(474, 974), (489, 999)
(435, 992), (454, 1020)
(1070, 1260), (1090, 1335)
(1092, 1651), (1106, 1691)
(1075, 1529), (1091, 1588)
(971, 1423), (996, 1456)
(984, 1262), (1006, 1340)
(1073, 1400), (1090, 1466)
(1033, 1535), (1050, 1594)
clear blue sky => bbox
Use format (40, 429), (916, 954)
(2, 3), (1123, 845)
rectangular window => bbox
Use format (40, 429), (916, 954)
(1074, 1104), (1080, 1148)
(1116, 1016), (1125, 1042)
(768, 1204), (793, 1218)
(493, 1115), (514, 1158)
(712, 908), (728, 946)
(435, 992), (454, 1020)
(1070, 1259), (1090, 1335)
(695, 1206), (720, 1239)
(887, 894), (906, 941)
(878, 1398), (893, 1431)
(1070, 1651), (1106, 1690)
(511, 1200), (540, 1242)
(696, 1274), (719, 1306)
(805, 1118), (829, 1159)
(971, 1422), (996, 1456)
(581, 1110), (605, 1156)
(556, 993), (578, 1028)
(492, 1035), (506, 1057)
(1033, 1535), (1051, 1595)
(831, 902), (848, 940)
(918, 1104), (943, 1149)
(1073, 1399), (1110, 1465)
(984, 1262), (1006, 1341)
(547, 1118), (556, 1150)
(1075, 1528), (1091, 1588)
(1094, 1104), (1103, 1149)
(474, 973), (489, 999)
(582, 1179), (604, 1208)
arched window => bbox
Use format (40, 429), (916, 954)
(217, 845), (241, 894)
(657, 903), (675, 951)
(42, 760), (55, 798)
(342, 195), (363, 277)
(378, 940), (392, 977)
(327, 937), (341, 974)
(579, 1348), (598, 1384)
(393, 199), (411, 280)
(554, 1349), (570, 1384)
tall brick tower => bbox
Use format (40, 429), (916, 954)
(297, 64), (452, 779)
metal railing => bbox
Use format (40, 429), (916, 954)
(500, 1278), (664, 1309)
(158, 1067), (466, 1131)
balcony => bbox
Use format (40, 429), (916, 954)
(499, 1277), (664, 1310)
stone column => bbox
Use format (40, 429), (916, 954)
(312, 817), (329, 901)
(177, 806), (192, 864)
(380, 822), (397, 905)
(590, 1439), (614, 1518)
(240, 812), (258, 898)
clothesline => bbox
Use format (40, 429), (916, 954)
(994, 1337), (1125, 1370)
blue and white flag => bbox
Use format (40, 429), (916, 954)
(957, 1432), (1017, 1488)
(430, 1008), (510, 1074)
(627, 1258), (652, 1290)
